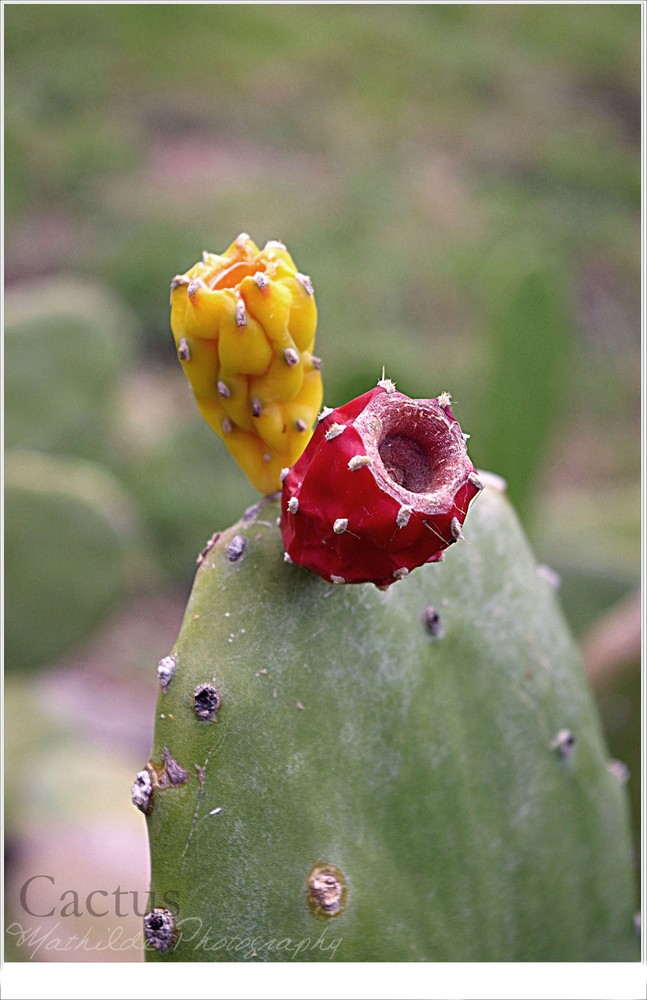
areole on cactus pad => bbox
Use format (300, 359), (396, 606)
(280, 380), (482, 588)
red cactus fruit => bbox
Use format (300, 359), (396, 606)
(280, 380), (483, 588)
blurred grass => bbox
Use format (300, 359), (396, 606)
(3, 4), (641, 955)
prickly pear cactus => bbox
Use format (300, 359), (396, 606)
(140, 479), (638, 961)
(6, 449), (145, 670)
(5, 277), (137, 462)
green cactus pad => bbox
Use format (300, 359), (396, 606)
(5, 449), (147, 671)
(143, 483), (638, 961)
(4, 278), (137, 462)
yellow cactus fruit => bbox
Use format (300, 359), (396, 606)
(170, 234), (323, 494)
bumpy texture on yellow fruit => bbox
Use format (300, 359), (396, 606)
(170, 234), (322, 494)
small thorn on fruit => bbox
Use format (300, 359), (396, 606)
(396, 505), (412, 528)
(325, 422), (346, 441)
(296, 272), (314, 295)
(348, 455), (372, 471)
(187, 278), (206, 298)
(235, 298), (247, 327)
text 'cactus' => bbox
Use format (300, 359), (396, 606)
(170, 234), (323, 494)
(280, 381), (481, 588)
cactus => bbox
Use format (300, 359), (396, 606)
(138, 240), (638, 962)
(5, 277), (137, 463)
(5, 449), (147, 670)
(170, 234), (322, 494)
(281, 382), (481, 587)
(140, 478), (638, 961)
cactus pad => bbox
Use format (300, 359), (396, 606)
(5, 450), (144, 670)
(141, 483), (638, 962)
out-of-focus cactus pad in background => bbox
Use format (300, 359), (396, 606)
(4, 5), (640, 962)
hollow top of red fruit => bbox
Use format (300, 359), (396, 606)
(354, 388), (473, 515)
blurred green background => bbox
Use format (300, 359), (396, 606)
(4, 4), (641, 961)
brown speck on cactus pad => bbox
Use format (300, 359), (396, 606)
(280, 381), (481, 588)
(551, 729), (576, 759)
(157, 654), (177, 691)
(307, 863), (347, 917)
(158, 748), (190, 787)
(193, 683), (221, 721)
(422, 606), (443, 638)
(131, 768), (153, 814)
(144, 907), (177, 952)
(226, 535), (247, 562)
